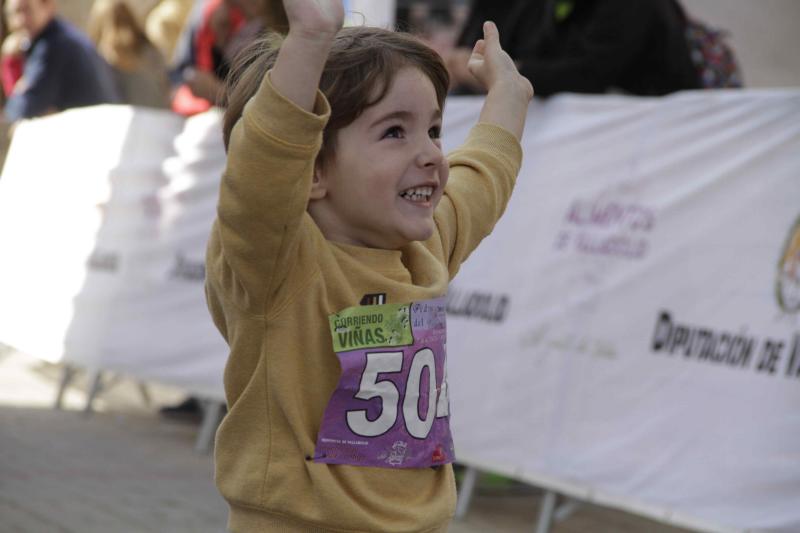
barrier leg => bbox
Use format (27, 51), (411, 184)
(54, 364), (76, 409)
(195, 400), (224, 454)
(454, 466), (479, 519)
(83, 369), (104, 415)
(535, 490), (558, 533)
(137, 382), (152, 407)
(554, 498), (581, 522)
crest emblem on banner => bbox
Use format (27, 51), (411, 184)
(777, 215), (800, 314)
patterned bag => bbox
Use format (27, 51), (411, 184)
(683, 16), (744, 88)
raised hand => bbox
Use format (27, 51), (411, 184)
(283, 0), (345, 39)
(469, 22), (533, 140)
(270, 0), (345, 111)
(467, 21), (533, 100)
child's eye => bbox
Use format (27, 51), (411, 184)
(428, 125), (442, 139)
(383, 126), (405, 139)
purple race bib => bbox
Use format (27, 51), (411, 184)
(314, 296), (454, 468)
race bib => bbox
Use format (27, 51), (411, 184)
(314, 296), (454, 468)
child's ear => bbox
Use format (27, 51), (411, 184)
(309, 160), (327, 200)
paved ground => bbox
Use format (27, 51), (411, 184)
(0, 347), (695, 533)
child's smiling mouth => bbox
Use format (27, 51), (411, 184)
(399, 186), (434, 204)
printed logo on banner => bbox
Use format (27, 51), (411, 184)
(776, 215), (800, 314)
(554, 199), (656, 260)
(87, 249), (120, 272)
(446, 287), (509, 323)
(169, 252), (205, 282)
(651, 215), (800, 380)
(651, 310), (800, 380)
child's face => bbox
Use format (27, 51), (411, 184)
(310, 67), (447, 250)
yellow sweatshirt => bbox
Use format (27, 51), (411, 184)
(205, 73), (522, 532)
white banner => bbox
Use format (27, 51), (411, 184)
(0, 105), (228, 398)
(0, 89), (798, 530)
(441, 90), (800, 532)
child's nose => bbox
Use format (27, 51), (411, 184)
(416, 137), (444, 168)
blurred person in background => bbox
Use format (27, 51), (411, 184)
(144, 0), (195, 64)
(170, 0), (286, 116)
(396, 0), (453, 35)
(223, 0), (286, 61)
(396, 0), (463, 60)
(169, 0), (243, 115)
(446, 0), (700, 96)
(1, 1), (26, 102)
(88, 0), (171, 109)
(2, 0), (120, 123)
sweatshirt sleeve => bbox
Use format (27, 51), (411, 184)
(435, 122), (523, 279)
(206, 71), (330, 316)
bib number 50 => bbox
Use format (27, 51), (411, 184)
(346, 349), (449, 439)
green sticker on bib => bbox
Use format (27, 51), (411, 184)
(328, 303), (413, 352)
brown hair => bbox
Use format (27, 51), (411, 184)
(221, 26), (450, 162)
(88, 0), (153, 72)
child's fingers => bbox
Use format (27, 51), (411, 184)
(467, 36), (485, 82)
(482, 21), (500, 48)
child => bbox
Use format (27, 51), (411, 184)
(205, 0), (533, 531)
